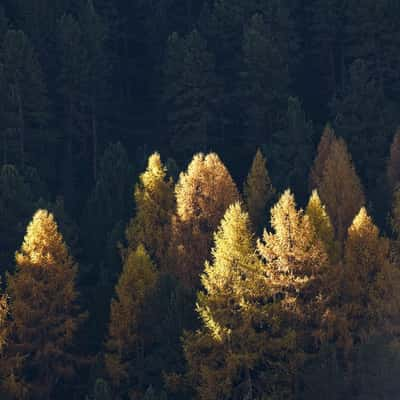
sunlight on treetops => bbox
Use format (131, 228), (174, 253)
(15, 209), (68, 268)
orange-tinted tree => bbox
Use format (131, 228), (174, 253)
(2, 210), (86, 399)
(105, 245), (157, 398)
(318, 137), (365, 244)
(126, 152), (175, 266)
(171, 153), (239, 288)
(309, 123), (336, 191)
(257, 190), (329, 385)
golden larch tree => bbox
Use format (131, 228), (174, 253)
(387, 128), (400, 193)
(171, 153), (240, 288)
(318, 137), (365, 245)
(126, 152), (175, 266)
(243, 148), (275, 233)
(183, 202), (295, 400)
(306, 190), (338, 263)
(339, 208), (400, 351)
(257, 190), (329, 372)
(2, 210), (86, 400)
(105, 244), (157, 397)
(309, 123), (336, 191)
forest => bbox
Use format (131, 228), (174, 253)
(1, 0), (400, 399)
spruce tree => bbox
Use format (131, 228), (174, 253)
(79, 0), (109, 181)
(164, 30), (218, 161)
(0, 29), (48, 169)
(0, 164), (35, 272)
(84, 142), (132, 277)
(331, 59), (396, 194)
(243, 148), (275, 233)
(272, 97), (314, 201)
(318, 137), (365, 244)
(126, 152), (175, 266)
(171, 152), (239, 288)
(387, 128), (400, 193)
(184, 202), (295, 400)
(105, 245), (157, 398)
(241, 12), (290, 144)
(2, 210), (86, 399)
(57, 13), (90, 210)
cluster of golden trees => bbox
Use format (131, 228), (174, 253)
(2, 125), (400, 399)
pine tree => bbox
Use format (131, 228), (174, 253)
(79, 0), (109, 181)
(184, 202), (295, 400)
(336, 208), (400, 354)
(271, 97), (314, 202)
(309, 123), (336, 192)
(171, 152), (239, 288)
(84, 142), (132, 276)
(0, 165), (35, 272)
(257, 190), (329, 373)
(241, 12), (290, 144)
(387, 128), (400, 193)
(57, 13), (90, 210)
(164, 30), (218, 161)
(0, 29), (48, 169)
(105, 245), (157, 397)
(243, 148), (275, 233)
(306, 190), (338, 263)
(331, 59), (396, 194)
(318, 137), (365, 244)
(126, 152), (175, 266)
(2, 210), (86, 399)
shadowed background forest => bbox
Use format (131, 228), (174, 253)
(1, 0), (400, 399)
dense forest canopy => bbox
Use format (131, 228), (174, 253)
(1, 0), (400, 399)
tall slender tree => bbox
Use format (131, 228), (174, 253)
(164, 30), (218, 161)
(387, 128), (400, 193)
(318, 136), (365, 244)
(2, 210), (86, 399)
(0, 29), (48, 169)
(306, 190), (338, 263)
(126, 152), (175, 266)
(309, 123), (336, 192)
(243, 148), (275, 233)
(105, 245), (157, 398)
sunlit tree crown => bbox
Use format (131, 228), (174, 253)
(306, 190), (338, 262)
(200, 202), (256, 341)
(126, 152), (174, 265)
(176, 152), (239, 224)
(171, 152), (239, 288)
(15, 209), (70, 269)
(259, 190), (326, 275)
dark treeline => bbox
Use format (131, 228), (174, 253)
(1, 0), (400, 399)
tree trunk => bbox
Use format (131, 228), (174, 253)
(92, 99), (98, 181)
(16, 84), (25, 169)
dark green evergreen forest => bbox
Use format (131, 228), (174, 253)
(1, 1), (400, 399)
